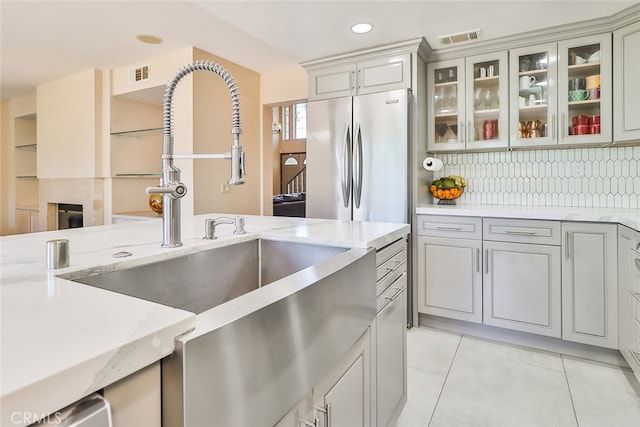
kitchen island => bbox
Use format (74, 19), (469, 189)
(0, 214), (409, 426)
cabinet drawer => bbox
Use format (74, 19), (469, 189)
(376, 239), (406, 288)
(417, 215), (482, 239)
(633, 291), (640, 323)
(483, 218), (561, 245)
(377, 272), (406, 313)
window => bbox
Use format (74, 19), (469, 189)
(294, 103), (307, 139)
(281, 102), (306, 141)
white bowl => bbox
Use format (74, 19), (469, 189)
(588, 51), (601, 63)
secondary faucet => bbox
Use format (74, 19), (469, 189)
(146, 61), (246, 248)
(203, 216), (246, 240)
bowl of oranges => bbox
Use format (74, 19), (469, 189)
(430, 175), (466, 205)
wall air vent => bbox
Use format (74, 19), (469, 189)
(128, 65), (149, 84)
(438, 29), (483, 46)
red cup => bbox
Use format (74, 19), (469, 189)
(572, 125), (591, 135)
(572, 115), (588, 126)
(588, 87), (600, 100)
(483, 119), (498, 140)
(588, 115), (601, 125)
(589, 124), (601, 134)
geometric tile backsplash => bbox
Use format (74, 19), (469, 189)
(433, 146), (640, 209)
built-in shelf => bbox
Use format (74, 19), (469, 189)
(111, 128), (163, 138)
(16, 175), (37, 179)
(519, 104), (548, 113)
(114, 173), (162, 178)
(518, 68), (548, 76)
(435, 112), (458, 118)
(474, 108), (500, 116)
(474, 76), (500, 83)
(15, 144), (37, 150)
(568, 99), (600, 106)
(434, 81), (458, 87)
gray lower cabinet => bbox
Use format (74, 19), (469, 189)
(617, 225), (640, 382)
(376, 278), (406, 427)
(561, 222), (618, 349)
(313, 329), (371, 427)
(417, 235), (483, 323)
(483, 240), (562, 338)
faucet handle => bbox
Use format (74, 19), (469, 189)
(146, 183), (187, 199)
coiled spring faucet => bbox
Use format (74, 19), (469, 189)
(146, 60), (246, 248)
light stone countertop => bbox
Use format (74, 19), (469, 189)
(416, 204), (640, 231)
(0, 214), (409, 426)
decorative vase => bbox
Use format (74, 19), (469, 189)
(148, 194), (163, 214)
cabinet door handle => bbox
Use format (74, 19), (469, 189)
(552, 114), (557, 139)
(476, 248), (480, 273)
(565, 231), (570, 259)
(384, 286), (405, 301)
(468, 121), (473, 143)
(485, 248), (489, 273)
(561, 113), (566, 139)
(504, 229), (536, 235)
(460, 122), (465, 143)
(315, 404), (328, 427)
(435, 225), (463, 231)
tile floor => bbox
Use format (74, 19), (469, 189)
(394, 326), (640, 427)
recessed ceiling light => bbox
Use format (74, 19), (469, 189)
(136, 34), (163, 45)
(351, 23), (373, 34)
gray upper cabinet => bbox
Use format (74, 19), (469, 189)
(614, 20), (640, 143)
(428, 51), (509, 152)
(509, 33), (612, 149)
(307, 53), (410, 101)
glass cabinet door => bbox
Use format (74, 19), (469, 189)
(510, 43), (558, 148)
(465, 51), (508, 150)
(558, 34), (611, 145)
(427, 59), (466, 151)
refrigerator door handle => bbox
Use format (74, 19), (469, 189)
(341, 126), (352, 208)
(354, 124), (364, 209)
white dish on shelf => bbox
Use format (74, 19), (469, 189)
(587, 51), (601, 63)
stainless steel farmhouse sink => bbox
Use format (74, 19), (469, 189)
(65, 238), (376, 427)
(69, 238), (349, 314)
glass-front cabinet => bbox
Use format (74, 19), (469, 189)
(558, 34), (611, 145)
(465, 51), (508, 150)
(428, 52), (508, 152)
(509, 43), (558, 148)
(510, 34), (611, 148)
(428, 59), (465, 151)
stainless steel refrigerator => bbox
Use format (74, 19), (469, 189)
(306, 89), (410, 224)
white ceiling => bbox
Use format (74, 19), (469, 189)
(1, 0), (636, 99)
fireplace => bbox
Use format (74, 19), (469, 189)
(57, 203), (84, 229)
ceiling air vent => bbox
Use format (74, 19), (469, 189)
(438, 29), (483, 47)
(128, 65), (149, 84)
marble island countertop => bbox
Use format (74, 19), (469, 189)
(0, 214), (409, 426)
(416, 204), (640, 230)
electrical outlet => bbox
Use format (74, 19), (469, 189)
(572, 162), (584, 178)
